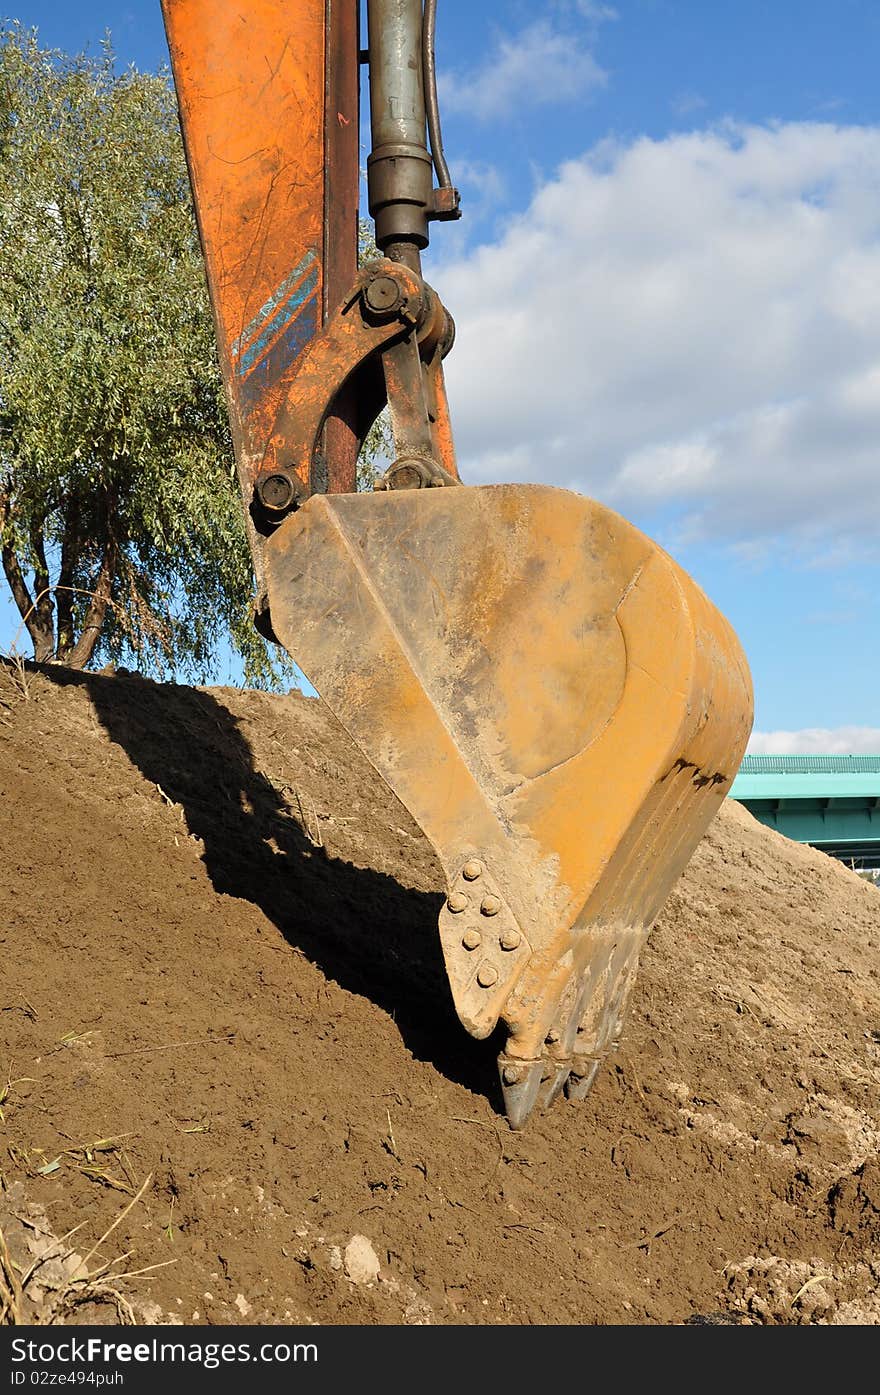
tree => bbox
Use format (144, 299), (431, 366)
(0, 25), (274, 680)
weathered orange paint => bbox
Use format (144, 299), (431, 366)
(161, 0), (354, 485)
(425, 351), (460, 482)
(262, 260), (425, 494)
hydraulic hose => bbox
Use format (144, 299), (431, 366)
(422, 0), (453, 190)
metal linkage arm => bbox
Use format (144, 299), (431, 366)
(251, 260), (459, 525)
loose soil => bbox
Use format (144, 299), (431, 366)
(1, 661), (879, 1326)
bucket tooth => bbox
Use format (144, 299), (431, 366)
(536, 1064), (571, 1114)
(264, 484), (754, 1126)
(498, 1059), (546, 1130)
(565, 1059), (603, 1103)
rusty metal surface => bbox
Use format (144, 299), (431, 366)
(162, 0), (333, 473)
(264, 484), (754, 1126)
(323, 0), (362, 495)
(259, 260), (459, 503)
(257, 260), (423, 502)
(165, 3), (461, 584)
(161, 0), (365, 585)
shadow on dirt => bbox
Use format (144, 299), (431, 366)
(38, 665), (503, 1111)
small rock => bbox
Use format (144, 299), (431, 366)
(403, 1292), (433, 1325)
(234, 1294), (252, 1316)
(344, 1235), (381, 1285)
(784, 1112), (849, 1154)
(328, 1245), (343, 1272)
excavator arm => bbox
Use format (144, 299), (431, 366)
(162, 0), (754, 1128)
(161, 0), (459, 623)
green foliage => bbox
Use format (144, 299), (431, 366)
(0, 24), (281, 682)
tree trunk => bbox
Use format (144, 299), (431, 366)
(55, 495), (81, 660)
(65, 493), (119, 670)
(30, 526), (55, 654)
(0, 496), (55, 661)
(1, 487), (120, 670)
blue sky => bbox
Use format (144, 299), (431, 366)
(2, 1), (879, 750)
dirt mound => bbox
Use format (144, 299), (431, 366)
(1, 660), (878, 1325)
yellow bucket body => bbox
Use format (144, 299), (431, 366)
(266, 484), (753, 1125)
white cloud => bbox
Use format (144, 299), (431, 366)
(439, 20), (607, 121)
(559, 1), (618, 20)
(748, 728), (880, 755)
(671, 90), (708, 118)
(576, 2), (618, 18)
(437, 121), (880, 552)
(448, 159), (507, 226)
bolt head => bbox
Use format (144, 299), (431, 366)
(365, 274), (401, 312)
(500, 930), (521, 951)
(388, 462), (424, 491)
(502, 1065), (521, 1087)
(462, 860), (483, 882)
(258, 473), (297, 512)
(461, 929), (482, 951)
(447, 892), (469, 914)
(481, 895), (502, 917)
(477, 964), (499, 989)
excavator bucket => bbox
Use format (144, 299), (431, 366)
(265, 484), (753, 1126)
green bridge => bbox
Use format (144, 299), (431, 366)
(730, 755), (880, 870)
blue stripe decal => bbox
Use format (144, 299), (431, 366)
(237, 267), (320, 378)
(231, 252), (318, 363)
(238, 297), (320, 419)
